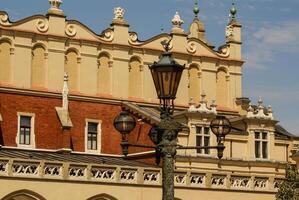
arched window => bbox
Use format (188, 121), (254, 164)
(2, 189), (46, 200)
(216, 68), (229, 106)
(87, 193), (118, 200)
(188, 64), (201, 103)
(65, 49), (79, 91)
(128, 56), (142, 98)
(97, 52), (111, 94)
(0, 40), (12, 83)
(31, 45), (46, 87)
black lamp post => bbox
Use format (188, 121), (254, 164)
(114, 37), (232, 200)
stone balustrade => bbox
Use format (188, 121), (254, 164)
(0, 159), (283, 192)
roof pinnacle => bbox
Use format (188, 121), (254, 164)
(230, 1), (237, 20)
(193, 0), (200, 19)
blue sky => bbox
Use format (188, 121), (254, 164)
(1, 0), (299, 135)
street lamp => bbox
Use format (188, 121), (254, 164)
(114, 37), (231, 200)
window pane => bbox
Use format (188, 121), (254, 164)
(196, 136), (202, 154)
(88, 122), (98, 132)
(25, 130), (30, 145)
(255, 132), (260, 139)
(196, 127), (202, 134)
(262, 142), (268, 158)
(204, 136), (210, 154)
(20, 129), (25, 144)
(262, 132), (267, 139)
(255, 141), (260, 158)
(92, 140), (97, 150)
(87, 140), (91, 149)
(20, 116), (31, 127)
(204, 127), (209, 135)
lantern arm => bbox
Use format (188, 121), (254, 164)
(176, 145), (225, 150)
(124, 142), (156, 149)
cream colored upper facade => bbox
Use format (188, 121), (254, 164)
(0, 1), (298, 200)
(0, 1), (242, 110)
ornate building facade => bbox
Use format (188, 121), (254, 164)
(0, 1), (298, 199)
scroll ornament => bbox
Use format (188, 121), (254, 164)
(0, 13), (11, 26)
(65, 24), (77, 37)
(186, 41), (197, 54)
(36, 18), (49, 33)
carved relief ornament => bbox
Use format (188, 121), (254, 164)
(99, 29), (114, 42)
(186, 41), (197, 53)
(65, 24), (77, 37)
(0, 12), (11, 26)
(36, 18), (49, 33)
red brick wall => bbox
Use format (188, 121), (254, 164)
(0, 92), (154, 155)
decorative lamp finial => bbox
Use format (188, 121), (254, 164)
(193, 0), (200, 18)
(230, 2), (237, 19)
(172, 11), (184, 28)
(48, 0), (64, 16)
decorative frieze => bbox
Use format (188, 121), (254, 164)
(211, 175), (226, 188)
(91, 167), (116, 182)
(12, 162), (39, 176)
(44, 164), (62, 177)
(69, 165), (86, 178)
(190, 174), (205, 187)
(143, 170), (160, 184)
(0, 158), (281, 192)
(254, 177), (268, 190)
(230, 176), (250, 189)
(120, 169), (137, 183)
(0, 161), (8, 174)
(174, 173), (187, 185)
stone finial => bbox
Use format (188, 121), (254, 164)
(200, 91), (207, 104)
(55, 72), (73, 128)
(48, 0), (64, 16)
(230, 2), (237, 20)
(258, 97), (263, 109)
(62, 73), (69, 110)
(246, 98), (274, 120)
(193, 0), (200, 18)
(188, 91), (217, 114)
(172, 11), (184, 29)
(188, 97), (197, 112)
(114, 7), (125, 20)
(267, 105), (274, 119)
(111, 7), (128, 26)
(211, 100), (217, 113)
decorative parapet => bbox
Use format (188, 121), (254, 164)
(247, 98), (274, 120)
(188, 92), (217, 114)
(55, 73), (73, 128)
(0, 158), (282, 192)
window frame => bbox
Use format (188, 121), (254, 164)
(195, 126), (211, 155)
(16, 112), (35, 149)
(254, 131), (269, 159)
(85, 119), (102, 154)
